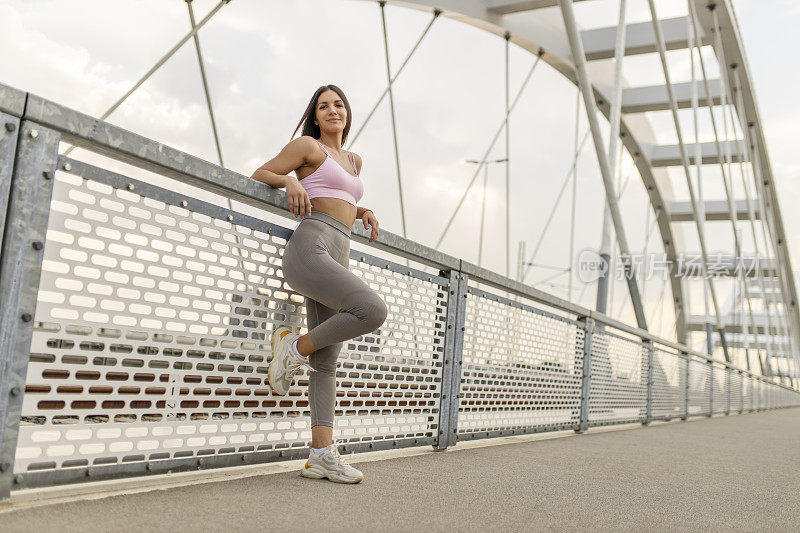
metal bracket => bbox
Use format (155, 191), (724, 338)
(643, 340), (654, 425)
(434, 270), (467, 450)
(726, 367), (731, 416)
(708, 359), (714, 416)
(0, 120), (60, 499)
(575, 316), (594, 433)
(682, 352), (690, 421)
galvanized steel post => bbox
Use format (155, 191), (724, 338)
(739, 371), (744, 414)
(0, 112), (20, 256)
(575, 316), (594, 433)
(755, 379), (760, 411)
(643, 340), (654, 425)
(0, 121), (60, 499)
(434, 269), (467, 450)
(682, 351), (690, 421)
(708, 359), (714, 416)
(726, 367), (731, 416)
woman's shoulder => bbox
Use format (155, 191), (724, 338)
(348, 151), (363, 172)
(289, 135), (326, 162)
(293, 135), (321, 150)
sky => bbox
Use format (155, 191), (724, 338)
(0, 0), (796, 358)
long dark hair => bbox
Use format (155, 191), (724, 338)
(291, 84), (353, 145)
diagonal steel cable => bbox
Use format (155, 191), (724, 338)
(731, 68), (788, 379)
(648, 0), (728, 359)
(187, 0), (224, 168)
(362, 5), (440, 363)
(378, 1), (408, 240)
(521, 134), (637, 286)
(691, 4), (779, 371)
(434, 51), (544, 250)
(520, 128), (591, 284)
(62, 0), (231, 157)
(346, 9), (441, 150)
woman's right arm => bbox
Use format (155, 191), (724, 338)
(250, 137), (311, 188)
(250, 137), (313, 216)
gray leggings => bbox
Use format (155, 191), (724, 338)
(281, 210), (389, 428)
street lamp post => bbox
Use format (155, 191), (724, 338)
(466, 158), (508, 267)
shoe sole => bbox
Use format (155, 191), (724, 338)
(267, 327), (292, 396)
(301, 464), (363, 484)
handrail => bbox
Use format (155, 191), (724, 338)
(0, 80), (795, 391)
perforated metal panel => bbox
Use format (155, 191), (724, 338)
(742, 375), (753, 411)
(14, 166), (449, 474)
(753, 378), (761, 410)
(588, 328), (647, 425)
(712, 365), (727, 414)
(765, 380), (772, 409)
(781, 387), (799, 407)
(457, 285), (583, 436)
(687, 356), (711, 415)
(730, 371), (743, 414)
(651, 347), (685, 419)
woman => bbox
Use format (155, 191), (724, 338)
(249, 84), (389, 484)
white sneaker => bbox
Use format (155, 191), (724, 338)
(268, 326), (313, 396)
(301, 442), (364, 484)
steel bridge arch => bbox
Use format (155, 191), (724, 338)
(357, 0), (799, 372)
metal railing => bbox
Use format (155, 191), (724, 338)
(1, 82), (798, 499)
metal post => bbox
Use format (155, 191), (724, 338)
(480, 163), (488, 266)
(739, 370), (744, 414)
(467, 158), (507, 266)
(688, 6), (714, 358)
(726, 366), (731, 415)
(597, 0), (627, 315)
(0, 112), (21, 263)
(682, 352), (690, 421)
(0, 121), (60, 499)
(753, 379), (761, 413)
(643, 340), (654, 425)
(505, 31), (511, 279)
(745, 374), (751, 412)
(434, 269), (467, 450)
(568, 88), (578, 304)
(575, 316), (594, 433)
(708, 359), (714, 416)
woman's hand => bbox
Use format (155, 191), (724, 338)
(284, 176), (313, 218)
(363, 210), (379, 243)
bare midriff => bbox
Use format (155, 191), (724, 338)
(307, 197), (357, 229)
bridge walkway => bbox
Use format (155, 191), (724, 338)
(3, 407), (799, 532)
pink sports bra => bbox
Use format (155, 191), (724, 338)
(299, 139), (364, 206)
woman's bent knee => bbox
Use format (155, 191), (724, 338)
(357, 292), (388, 333)
(341, 290), (387, 333)
(365, 295), (388, 332)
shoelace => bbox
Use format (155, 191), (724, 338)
(329, 441), (353, 468)
(285, 352), (316, 378)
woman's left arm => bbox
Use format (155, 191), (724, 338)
(352, 154), (378, 241)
